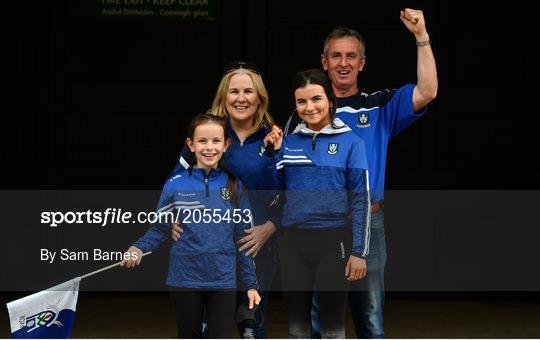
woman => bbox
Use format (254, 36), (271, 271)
(266, 69), (370, 338)
(170, 61), (280, 338)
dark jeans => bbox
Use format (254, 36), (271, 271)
(349, 209), (386, 338)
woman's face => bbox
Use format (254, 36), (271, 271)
(295, 84), (332, 131)
(225, 73), (260, 125)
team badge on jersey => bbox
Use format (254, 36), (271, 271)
(220, 187), (231, 201)
(327, 143), (339, 155)
(258, 144), (265, 157)
(359, 113), (369, 125)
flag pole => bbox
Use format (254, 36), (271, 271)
(79, 251), (151, 280)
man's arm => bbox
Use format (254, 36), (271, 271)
(400, 8), (438, 112)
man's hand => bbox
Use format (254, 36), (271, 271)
(400, 8), (429, 40)
(345, 255), (367, 281)
(171, 222), (183, 241)
(238, 221), (276, 257)
(402, 8), (438, 111)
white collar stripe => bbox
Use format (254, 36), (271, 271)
(337, 106), (378, 114)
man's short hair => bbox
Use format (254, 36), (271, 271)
(323, 26), (366, 58)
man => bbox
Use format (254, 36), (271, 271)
(283, 8), (437, 338)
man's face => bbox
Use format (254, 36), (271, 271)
(321, 37), (366, 96)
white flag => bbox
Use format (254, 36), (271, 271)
(6, 277), (80, 339)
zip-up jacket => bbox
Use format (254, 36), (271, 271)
(277, 118), (371, 257)
(133, 168), (258, 290)
(169, 124), (281, 228)
(284, 84), (427, 203)
(337, 84), (427, 203)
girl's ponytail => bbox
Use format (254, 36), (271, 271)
(223, 168), (243, 208)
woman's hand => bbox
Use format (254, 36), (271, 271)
(345, 255), (367, 281)
(171, 222), (183, 241)
(263, 125), (283, 151)
(238, 221), (276, 257)
(120, 246), (144, 268)
(247, 289), (262, 309)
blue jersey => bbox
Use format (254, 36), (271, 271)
(170, 124), (280, 227)
(337, 84), (427, 202)
(133, 168), (258, 290)
(285, 84), (427, 203)
(277, 119), (371, 257)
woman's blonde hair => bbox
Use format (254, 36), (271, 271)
(208, 68), (274, 135)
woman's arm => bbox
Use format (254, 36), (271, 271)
(234, 182), (259, 290)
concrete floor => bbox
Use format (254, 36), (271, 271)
(2, 293), (540, 338)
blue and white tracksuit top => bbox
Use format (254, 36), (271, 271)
(284, 84), (428, 203)
(133, 167), (258, 290)
(169, 124), (280, 228)
(337, 84), (427, 203)
(277, 118), (371, 257)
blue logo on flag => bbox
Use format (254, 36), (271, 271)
(7, 277), (80, 339)
(24, 309), (63, 333)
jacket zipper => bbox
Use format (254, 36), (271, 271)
(204, 174), (209, 197)
(312, 134), (317, 151)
